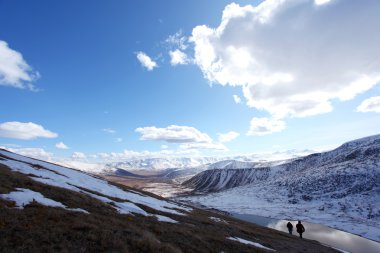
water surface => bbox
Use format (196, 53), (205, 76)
(232, 213), (380, 253)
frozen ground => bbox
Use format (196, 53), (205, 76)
(178, 135), (380, 242)
(177, 183), (380, 242)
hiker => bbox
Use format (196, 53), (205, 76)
(286, 222), (293, 235)
(296, 221), (305, 238)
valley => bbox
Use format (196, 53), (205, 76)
(104, 135), (380, 244)
(1, 149), (340, 252)
(1, 134), (379, 252)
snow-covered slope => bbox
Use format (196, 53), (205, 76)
(0, 149), (341, 253)
(184, 167), (272, 192)
(0, 149), (191, 220)
(183, 159), (293, 191)
(179, 134), (380, 241)
(185, 134), (380, 193)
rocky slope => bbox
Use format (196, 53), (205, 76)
(179, 134), (380, 241)
(184, 135), (380, 194)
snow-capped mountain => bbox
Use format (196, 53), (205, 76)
(184, 134), (380, 192)
(102, 149), (313, 173)
(182, 158), (294, 192)
(179, 134), (380, 242)
(200, 160), (260, 170)
(104, 157), (222, 172)
(183, 167), (272, 192)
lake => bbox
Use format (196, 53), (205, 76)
(232, 213), (380, 253)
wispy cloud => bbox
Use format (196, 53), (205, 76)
(102, 128), (116, 134)
(165, 30), (188, 50)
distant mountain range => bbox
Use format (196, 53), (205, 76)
(102, 149), (313, 174)
(179, 134), (380, 242)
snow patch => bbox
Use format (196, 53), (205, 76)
(154, 214), (178, 223)
(209, 217), (228, 224)
(227, 237), (275, 251)
(0, 188), (88, 213)
(0, 150), (191, 217)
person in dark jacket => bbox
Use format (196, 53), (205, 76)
(296, 221), (305, 238)
(286, 222), (293, 235)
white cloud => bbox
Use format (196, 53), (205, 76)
(169, 49), (189, 65)
(136, 125), (212, 143)
(71, 152), (86, 159)
(136, 51), (157, 71)
(0, 41), (39, 90)
(0, 122), (58, 140)
(190, 1), (380, 119)
(314, 0), (332, 5)
(166, 30), (188, 50)
(247, 117), (286, 136)
(3, 147), (53, 160)
(357, 96), (380, 113)
(179, 142), (227, 151)
(115, 138), (123, 143)
(102, 128), (116, 134)
(161, 145), (169, 149)
(233, 95), (242, 104)
(218, 131), (240, 143)
(55, 142), (69, 149)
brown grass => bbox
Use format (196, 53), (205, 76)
(0, 161), (339, 253)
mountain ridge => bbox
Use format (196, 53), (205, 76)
(178, 134), (380, 242)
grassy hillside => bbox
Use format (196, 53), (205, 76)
(0, 150), (338, 253)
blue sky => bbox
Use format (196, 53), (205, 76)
(1, 0), (380, 163)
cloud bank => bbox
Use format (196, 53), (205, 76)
(190, 0), (380, 126)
